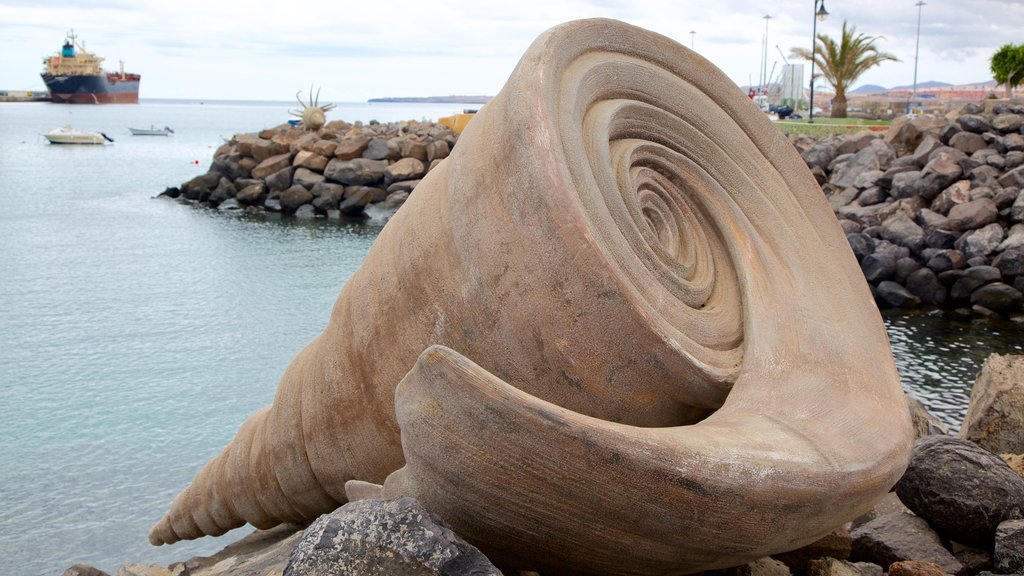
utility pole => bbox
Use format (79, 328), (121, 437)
(910, 1), (926, 115)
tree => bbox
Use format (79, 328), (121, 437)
(791, 21), (899, 118)
(991, 43), (1024, 99)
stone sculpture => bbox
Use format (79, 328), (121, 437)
(151, 19), (914, 575)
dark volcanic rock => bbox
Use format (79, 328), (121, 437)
(847, 233), (876, 262)
(971, 282), (1024, 312)
(905, 268), (947, 305)
(959, 114), (992, 134)
(895, 435), (1024, 549)
(946, 198), (999, 232)
(324, 158), (388, 186)
(862, 254), (898, 283)
(280, 185), (315, 213)
(284, 497), (500, 576)
(995, 519), (1024, 574)
(876, 280), (921, 307)
(850, 512), (964, 575)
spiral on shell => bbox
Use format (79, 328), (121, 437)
(151, 19), (913, 576)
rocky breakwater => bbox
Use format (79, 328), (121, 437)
(158, 118), (458, 220)
(793, 100), (1024, 318)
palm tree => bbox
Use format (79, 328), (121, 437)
(790, 21), (899, 118)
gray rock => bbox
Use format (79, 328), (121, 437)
(946, 198), (999, 232)
(1000, 165), (1024, 189)
(895, 257), (923, 284)
(995, 519), (1024, 574)
(294, 204), (317, 219)
(1001, 224), (1024, 252)
(862, 253), (897, 283)
(235, 183), (266, 205)
(1012, 192), (1024, 224)
(265, 166), (294, 194)
(955, 223), (1005, 261)
(876, 280), (920, 307)
(880, 213), (926, 252)
(950, 131), (988, 154)
(878, 165), (919, 188)
(859, 187), (888, 206)
(324, 158), (389, 186)
(803, 142), (837, 169)
(264, 198), (282, 212)
(959, 114), (993, 134)
(850, 512), (964, 575)
(847, 233), (876, 262)
(961, 354), (1024, 456)
(838, 203), (889, 227)
(293, 167), (326, 189)
(926, 229), (958, 250)
(829, 187), (861, 211)
(918, 158), (965, 200)
(217, 198), (242, 212)
(994, 114), (1024, 134)
(950, 265), (1003, 300)
(926, 250), (965, 273)
(387, 179), (422, 194)
(284, 498), (500, 576)
(362, 138), (398, 161)
(917, 208), (948, 231)
(972, 282), (1024, 312)
(930, 180), (972, 215)
(905, 268), (946, 305)
(895, 435), (1024, 548)
(911, 134), (944, 167)
(891, 170), (925, 199)
(280, 186), (314, 213)
(995, 247), (1024, 277)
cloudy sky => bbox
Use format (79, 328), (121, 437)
(1, 0), (1021, 102)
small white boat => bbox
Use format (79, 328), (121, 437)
(44, 124), (113, 144)
(129, 125), (174, 136)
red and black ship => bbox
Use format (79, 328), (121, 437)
(41, 30), (140, 104)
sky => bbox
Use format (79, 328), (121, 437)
(1, 0), (1022, 102)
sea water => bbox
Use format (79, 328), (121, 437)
(1, 99), (1022, 575)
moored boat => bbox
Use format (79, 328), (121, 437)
(44, 125), (113, 145)
(41, 30), (141, 104)
(129, 126), (174, 136)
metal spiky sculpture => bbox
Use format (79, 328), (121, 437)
(289, 85), (336, 131)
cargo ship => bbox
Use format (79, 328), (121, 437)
(41, 30), (140, 104)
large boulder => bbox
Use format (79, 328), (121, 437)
(958, 114), (992, 134)
(954, 223), (1005, 261)
(945, 198), (998, 232)
(283, 498), (501, 576)
(324, 158), (389, 186)
(279, 185), (315, 213)
(849, 512), (964, 575)
(384, 157), (426, 185)
(334, 136), (370, 160)
(880, 213), (926, 253)
(252, 153), (293, 180)
(960, 354), (1024, 454)
(993, 113), (1024, 134)
(895, 435), (1024, 548)
(971, 282), (1024, 312)
(294, 167), (326, 189)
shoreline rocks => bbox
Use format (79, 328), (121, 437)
(790, 98), (1024, 318)
(157, 118), (458, 224)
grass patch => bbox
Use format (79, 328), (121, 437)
(774, 117), (891, 137)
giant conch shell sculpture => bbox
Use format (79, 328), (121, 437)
(151, 19), (913, 576)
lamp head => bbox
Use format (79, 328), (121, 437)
(816, 1), (829, 22)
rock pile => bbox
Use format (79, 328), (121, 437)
(157, 118), (459, 221)
(68, 354), (1024, 576)
(791, 99), (1024, 317)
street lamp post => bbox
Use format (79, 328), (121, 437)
(690, 30), (696, 50)
(910, 1), (926, 115)
(809, 0), (829, 123)
(762, 15), (772, 95)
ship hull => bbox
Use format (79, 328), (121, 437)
(41, 72), (140, 104)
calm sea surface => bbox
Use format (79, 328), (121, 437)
(1, 99), (1023, 575)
